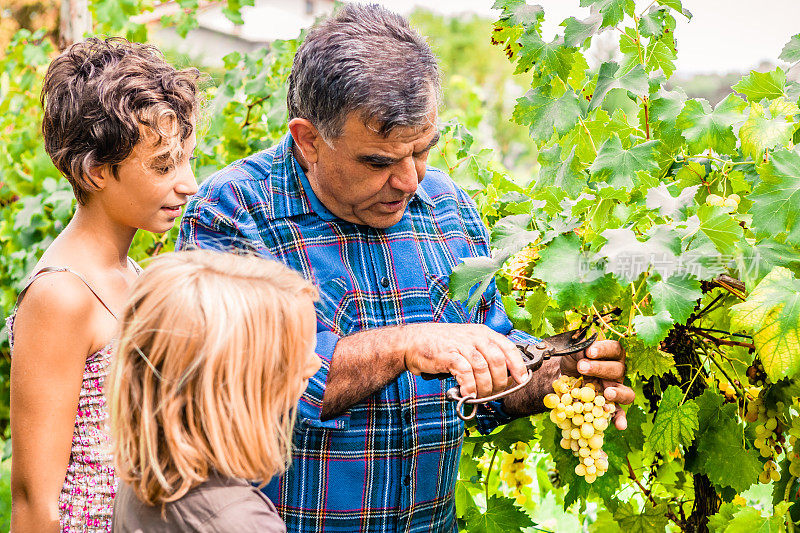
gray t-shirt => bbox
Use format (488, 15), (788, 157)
(112, 474), (286, 532)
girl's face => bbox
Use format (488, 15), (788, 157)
(298, 298), (323, 393)
(96, 128), (198, 234)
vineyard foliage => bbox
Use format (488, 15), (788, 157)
(446, 1), (800, 531)
(2, 0), (800, 531)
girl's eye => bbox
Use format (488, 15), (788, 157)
(154, 165), (174, 175)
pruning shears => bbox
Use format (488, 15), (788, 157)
(423, 326), (598, 421)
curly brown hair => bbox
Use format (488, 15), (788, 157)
(41, 37), (200, 204)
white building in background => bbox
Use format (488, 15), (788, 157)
(141, 0), (335, 67)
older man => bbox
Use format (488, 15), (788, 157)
(178, 4), (633, 532)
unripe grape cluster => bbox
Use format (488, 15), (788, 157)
(787, 418), (800, 478)
(544, 376), (614, 484)
(747, 360), (767, 387)
(743, 391), (787, 484)
(718, 380), (736, 401)
(498, 442), (533, 504)
(705, 193), (740, 211)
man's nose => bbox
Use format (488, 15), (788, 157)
(390, 156), (423, 194)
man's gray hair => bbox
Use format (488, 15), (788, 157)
(287, 3), (440, 140)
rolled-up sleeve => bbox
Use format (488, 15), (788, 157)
(177, 172), (349, 430)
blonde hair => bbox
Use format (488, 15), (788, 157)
(107, 250), (318, 506)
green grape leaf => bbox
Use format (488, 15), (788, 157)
(589, 62), (648, 110)
(780, 34), (800, 63)
(562, 13), (602, 48)
(648, 274), (702, 325)
(720, 506), (786, 533)
(621, 336), (675, 378)
(645, 183), (698, 219)
(646, 39), (677, 77)
(612, 501), (670, 533)
(536, 145), (585, 196)
(632, 309), (674, 347)
(638, 8), (667, 38)
(675, 94), (747, 155)
(696, 205), (744, 255)
(656, 0), (691, 17)
(735, 238), (800, 288)
(739, 100), (800, 160)
(708, 502), (738, 532)
(733, 68), (786, 102)
(650, 87), (687, 125)
(532, 233), (619, 308)
(490, 214), (540, 253)
(515, 31), (574, 78)
(492, 0), (544, 30)
(579, 0), (634, 28)
(449, 251), (513, 308)
(464, 495), (535, 533)
(749, 149), (800, 246)
(730, 266), (800, 381)
(596, 226), (680, 283)
(471, 417), (537, 453)
(513, 87), (582, 142)
(648, 385), (699, 454)
(589, 135), (660, 189)
(694, 402), (761, 493)
(560, 108), (613, 162)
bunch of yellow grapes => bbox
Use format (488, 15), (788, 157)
(498, 442), (533, 504)
(505, 246), (539, 291)
(544, 376), (615, 484)
(718, 380), (736, 401)
(705, 193), (740, 210)
(743, 392), (787, 484)
(786, 416), (800, 478)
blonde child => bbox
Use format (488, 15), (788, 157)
(107, 250), (321, 532)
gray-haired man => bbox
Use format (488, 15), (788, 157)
(178, 4), (632, 532)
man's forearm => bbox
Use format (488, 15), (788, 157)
(320, 327), (407, 420)
(501, 358), (561, 416)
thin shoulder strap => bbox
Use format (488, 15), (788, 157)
(16, 267), (118, 320)
(127, 256), (143, 275)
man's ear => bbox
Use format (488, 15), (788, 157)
(288, 118), (322, 165)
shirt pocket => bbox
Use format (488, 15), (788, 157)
(314, 276), (358, 337)
(426, 273), (474, 324)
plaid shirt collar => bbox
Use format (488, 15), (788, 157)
(268, 133), (435, 222)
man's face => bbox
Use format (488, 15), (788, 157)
(304, 108), (440, 229)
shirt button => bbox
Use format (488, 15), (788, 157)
(380, 276), (390, 288)
(403, 474), (411, 486)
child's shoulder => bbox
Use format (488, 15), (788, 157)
(114, 477), (286, 532)
(184, 476), (286, 532)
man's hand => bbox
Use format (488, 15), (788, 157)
(402, 323), (529, 400)
(559, 340), (634, 430)
(322, 323), (529, 419)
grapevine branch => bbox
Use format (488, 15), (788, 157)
(243, 95), (270, 127)
(786, 475), (797, 533)
(485, 447), (499, 504)
(690, 328), (755, 350)
(626, 457), (682, 527)
(591, 304), (627, 338)
(690, 294), (724, 322)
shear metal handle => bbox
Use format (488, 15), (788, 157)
(444, 370), (534, 421)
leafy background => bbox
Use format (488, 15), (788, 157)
(3, 0), (800, 530)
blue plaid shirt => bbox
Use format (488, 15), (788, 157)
(177, 133), (534, 532)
